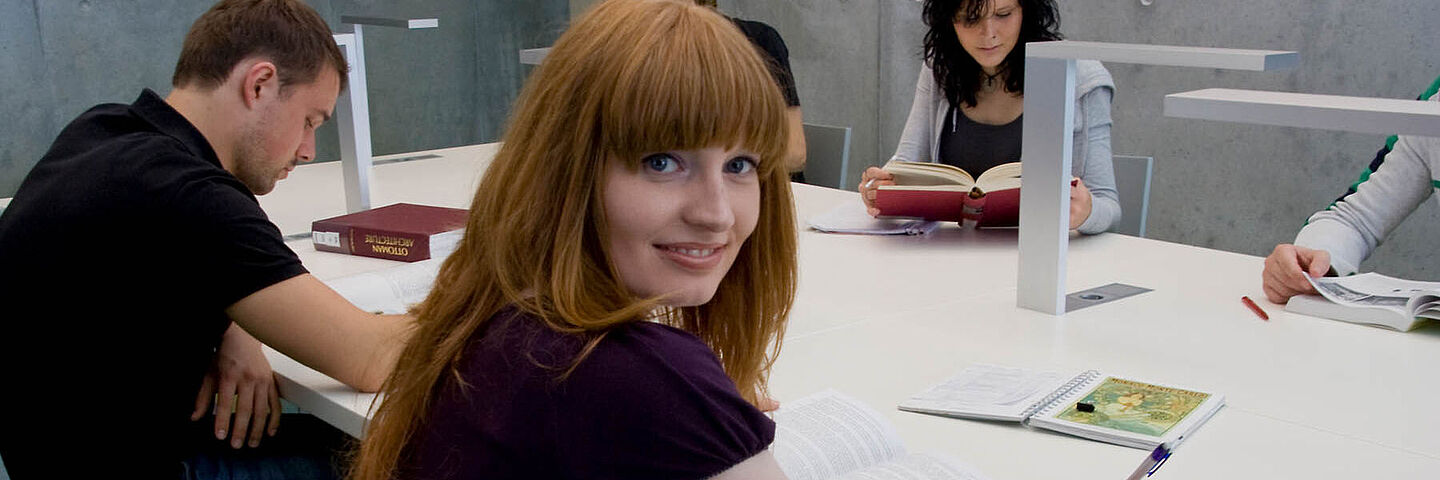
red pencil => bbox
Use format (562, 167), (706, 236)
(1241, 296), (1269, 321)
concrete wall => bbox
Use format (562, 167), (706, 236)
(3, 0), (1436, 279)
(726, 0), (1439, 279)
(0, 0), (568, 197)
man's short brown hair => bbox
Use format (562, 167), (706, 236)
(172, 0), (347, 92)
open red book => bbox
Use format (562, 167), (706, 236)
(873, 160), (1021, 228)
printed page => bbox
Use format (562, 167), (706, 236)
(772, 390), (907, 480)
(323, 257), (444, 314)
(1414, 296), (1440, 320)
(899, 364), (1075, 422)
(1309, 272), (1440, 311)
(839, 452), (992, 480)
(808, 203), (939, 235)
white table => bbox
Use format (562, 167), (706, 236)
(261, 143), (1440, 478)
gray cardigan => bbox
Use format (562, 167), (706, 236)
(890, 59), (1120, 234)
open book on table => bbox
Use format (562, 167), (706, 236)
(898, 364), (1225, 450)
(1285, 272), (1440, 332)
(873, 160), (1020, 227)
(321, 257), (444, 315)
(773, 390), (991, 480)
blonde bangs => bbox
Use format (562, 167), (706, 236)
(591, 0), (790, 175)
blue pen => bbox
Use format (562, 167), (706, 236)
(1124, 441), (1175, 480)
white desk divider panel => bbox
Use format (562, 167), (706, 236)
(1018, 41), (1298, 315)
(1165, 88), (1440, 137)
(331, 16), (439, 214)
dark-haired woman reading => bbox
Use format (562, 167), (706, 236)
(860, 0), (1120, 233)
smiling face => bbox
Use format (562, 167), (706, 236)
(602, 146), (762, 307)
(953, 0), (1023, 75)
(232, 67), (339, 195)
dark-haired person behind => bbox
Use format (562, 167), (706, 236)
(694, 0), (808, 183)
(351, 0), (799, 478)
(858, 0), (1121, 233)
(0, 1), (410, 478)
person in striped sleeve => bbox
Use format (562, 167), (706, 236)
(1261, 74), (1440, 303)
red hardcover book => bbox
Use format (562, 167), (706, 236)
(311, 203), (469, 262)
(873, 160), (1022, 228)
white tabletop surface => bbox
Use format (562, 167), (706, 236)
(260, 143), (1440, 478)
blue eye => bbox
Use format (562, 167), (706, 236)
(641, 153), (680, 173)
(725, 157), (757, 174)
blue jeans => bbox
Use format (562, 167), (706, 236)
(180, 414), (349, 480)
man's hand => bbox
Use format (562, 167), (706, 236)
(192, 323), (281, 449)
(1262, 244), (1331, 304)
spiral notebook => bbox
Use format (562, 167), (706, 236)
(898, 364), (1225, 449)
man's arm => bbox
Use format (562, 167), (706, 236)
(226, 273), (412, 392)
(1294, 132), (1438, 275)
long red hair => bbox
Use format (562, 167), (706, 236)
(349, 1), (796, 478)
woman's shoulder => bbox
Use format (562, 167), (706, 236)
(466, 309), (750, 406)
(572, 321), (735, 392)
(506, 316), (775, 477)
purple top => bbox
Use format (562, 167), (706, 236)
(400, 307), (776, 479)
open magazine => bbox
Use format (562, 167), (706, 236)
(1285, 272), (1440, 331)
(773, 390), (991, 480)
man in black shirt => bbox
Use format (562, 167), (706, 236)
(695, 0), (809, 182)
(0, 1), (409, 478)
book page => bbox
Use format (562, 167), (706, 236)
(772, 390), (906, 480)
(899, 364), (1074, 422)
(883, 160), (974, 187)
(1308, 272), (1440, 312)
(1285, 293), (1424, 331)
(839, 452), (992, 480)
(323, 257), (444, 314)
(973, 163), (1021, 193)
(1414, 296), (1440, 320)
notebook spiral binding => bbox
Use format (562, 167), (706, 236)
(1019, 369), (1103, 424)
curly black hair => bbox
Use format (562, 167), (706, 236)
(922, 0), (1061, 108)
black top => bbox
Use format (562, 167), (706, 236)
(937, 104), (1023, 175)
(0, 90), (307, 479)
(399, 307), (775, 479)
(732, 18), (801, 107)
